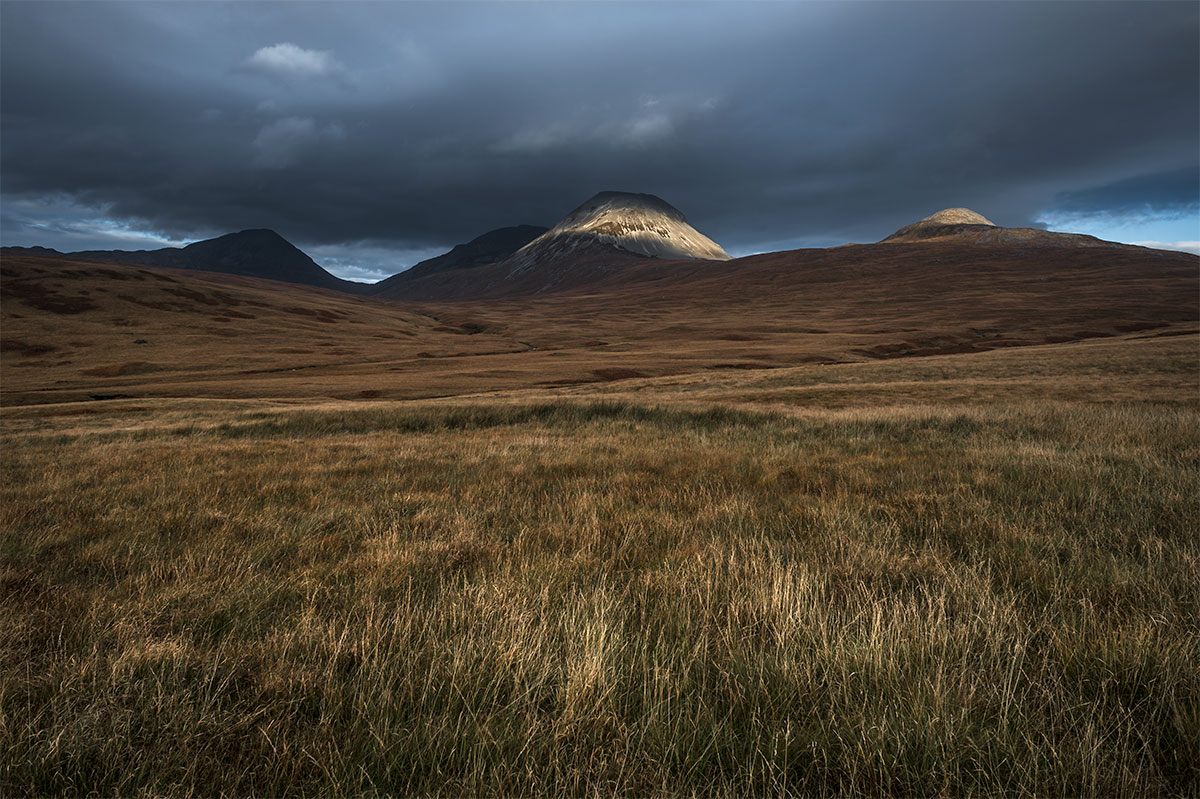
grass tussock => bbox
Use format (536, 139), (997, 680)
(3, 394), (1199, 796)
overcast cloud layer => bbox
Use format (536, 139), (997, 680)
(2, 1), (1197, 280)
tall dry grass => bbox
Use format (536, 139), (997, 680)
(3, 390), (1197, 796)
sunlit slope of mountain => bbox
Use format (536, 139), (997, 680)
(387, 191), (732, 301)
(505, 191), (731, 268)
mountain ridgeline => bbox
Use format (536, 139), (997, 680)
(4, 229), (367, 293)
(2, 192), (736, 300)
(374, 191), (735, 301)
(3, 197), (1195, 406)
(371, 225), (547, 300)
(3, 197), (1191, 303)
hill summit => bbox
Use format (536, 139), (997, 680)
(884, 208), (997, 242)
(912, 208), (997, 228)
(503, 191), (731, 275)
(881, 207), (1126, 249)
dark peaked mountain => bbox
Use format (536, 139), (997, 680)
(502, 191), (731, 275)
(5, 230), (364, 292)
(372, 225), (547, 299)
(406, 225), (549, 279)
(371, 191), (733, 301)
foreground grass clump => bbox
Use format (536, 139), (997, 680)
(2, 399), (1198, 796)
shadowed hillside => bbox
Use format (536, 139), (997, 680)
(3, 235), (1195, 405)
(0, 255), (532, 404)
(372, 225), (547, 300)
(4, 230), (365, 293)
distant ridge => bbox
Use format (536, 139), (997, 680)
(883, 207), (1117, 248)
(372, 225), (547, 299)
(3, 230), (363, 293)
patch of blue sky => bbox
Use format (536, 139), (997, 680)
(1036, 206), (1199, 254)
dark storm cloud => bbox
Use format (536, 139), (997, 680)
(2, 1), (1197, 276)
(1049, 167), (1199, 216)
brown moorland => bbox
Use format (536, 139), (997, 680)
(1, 240), (1198, 796)
(2, 239), (1195, 405)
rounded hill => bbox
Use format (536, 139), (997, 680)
(884, 208), (998, 242)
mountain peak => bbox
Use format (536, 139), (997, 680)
(917, 208), (996, 227)
(208, 229), (291, 246)
(182, 228), (309, 261)
(567, 191), (689, 223)
(884, 207), (998, 242)
(504, 191), (731, 275)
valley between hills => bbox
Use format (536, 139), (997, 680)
(2, 194), (1198, 796)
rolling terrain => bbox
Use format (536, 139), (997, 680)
(2, 208), (1198, 797)
(3, 224), (1195, 405)
(0, 253), (543, 405)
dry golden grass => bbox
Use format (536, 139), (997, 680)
(2, 333), (1197, 796)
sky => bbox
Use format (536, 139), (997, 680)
(1, 1), (1197, 282)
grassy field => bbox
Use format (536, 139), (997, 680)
(2, 335), (1198, 796)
